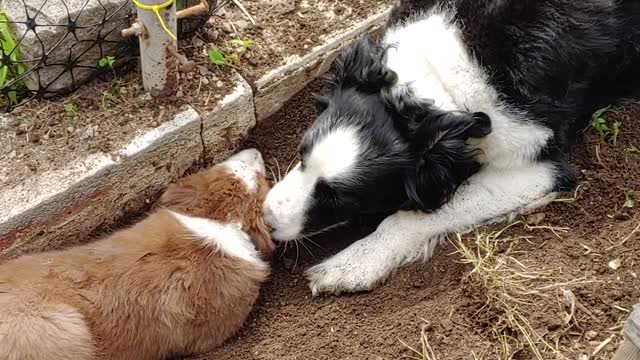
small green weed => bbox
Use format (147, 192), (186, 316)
(101, 79), (123, 111)
(208, 38), (255, 68)
(64, 102), (78, 117)
(98, 55), (116, 69)
(0, 10), (25, 106)
(590, 106), (622, 145)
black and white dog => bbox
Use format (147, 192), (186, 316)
(264, 0), (640, 295)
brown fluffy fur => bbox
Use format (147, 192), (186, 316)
(0, 157), (273, 360)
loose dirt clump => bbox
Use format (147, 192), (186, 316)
(181, 80), (639, 359)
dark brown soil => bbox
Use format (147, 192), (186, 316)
(182, 80), (640, 360)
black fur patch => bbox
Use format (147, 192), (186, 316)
(292, 0), (639, 235)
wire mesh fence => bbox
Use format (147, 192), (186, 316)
(0, 0), (213, 110)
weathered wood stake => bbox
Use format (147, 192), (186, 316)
(612, 306), (640, 360)
(132, 0), (178, 96)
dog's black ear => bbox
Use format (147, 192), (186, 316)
(331, 35), (397, 92)
(401, 109), (492, 211)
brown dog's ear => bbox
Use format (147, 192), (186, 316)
(156, 182), (199, 210)
(248, 218), (275, 261)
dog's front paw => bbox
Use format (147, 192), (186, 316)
(305, 240), (394, 296)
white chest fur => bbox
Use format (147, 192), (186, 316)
(383, 10), (553, 169)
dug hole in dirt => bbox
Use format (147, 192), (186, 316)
(176, 78), (640, 360)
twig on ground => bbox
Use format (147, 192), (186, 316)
(606, 222), (640, 251)
(231, 0), (256, 25)
(592, 334), (616, 357)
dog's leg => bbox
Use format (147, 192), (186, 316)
(306, 161), (563, 296)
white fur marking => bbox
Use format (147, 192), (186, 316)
(264, 127), (361, 241)
(224, 161), (258, 193)
(307, 162), (558, 295)
(307, 127), (360, 179)
(171, 211), (265, 267)
(383, 10), (553, 168)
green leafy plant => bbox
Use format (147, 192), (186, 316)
(0, 11), (25, 106)
(64, 102), (78, 116)
(98, 55), (116, 69)
(207, 48), (232, 67)
(207, 38), (255, 68)
(590, 106), (622, 145)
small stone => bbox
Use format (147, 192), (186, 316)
(201, 77), (210, 86)
(235, 19), (251, 30)
(526, 212), (546, 226)
(81, 126), (96, 139)
(216, 80), (224, 88)
(210, 75), (219, 82)
(119, 87), (128, 95)
(186, 72), (194, 80)
(176, 90), (184, 98)
(192, 37), (206, 48)
(197, 65), (210, 76)
(150, 121), (159, 128)
(221, 22), (233, 33)
(608, 258), (622, 270)
(66, 126), (75, 133)
(7, 150), (16, 159)
(206, 29), (219, 42)
(585, 330), (598, 340)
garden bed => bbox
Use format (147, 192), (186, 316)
(0, 0), (389, 258)
(183, 80), (640, 360)
(208, 0), (392, 80)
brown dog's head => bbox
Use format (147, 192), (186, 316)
(157, 149), (275, 260)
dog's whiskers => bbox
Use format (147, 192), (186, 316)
(292, 239), (300, 271)
(273, 158), (283, 182)
(284, 156), (296, 176)
(266, 165), (278, 183)
(300, 234), (328, 253)
(296, 238), (314, 257)
(278, 240), (289, 259)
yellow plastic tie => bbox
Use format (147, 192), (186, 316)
(131, 0), (177, 41)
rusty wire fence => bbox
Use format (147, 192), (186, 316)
(0, 0), (213, 110)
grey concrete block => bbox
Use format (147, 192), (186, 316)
(0, 72), (254, 259)
(253, 8), (390, 121)
(1, 0), (133, 93)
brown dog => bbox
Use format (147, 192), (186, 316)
(0, 149), (274, 360)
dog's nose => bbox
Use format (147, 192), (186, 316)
(263, 206), (277, 231)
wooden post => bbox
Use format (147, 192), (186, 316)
(134, 0), (178, 96)
(612, 306), (640, 360)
